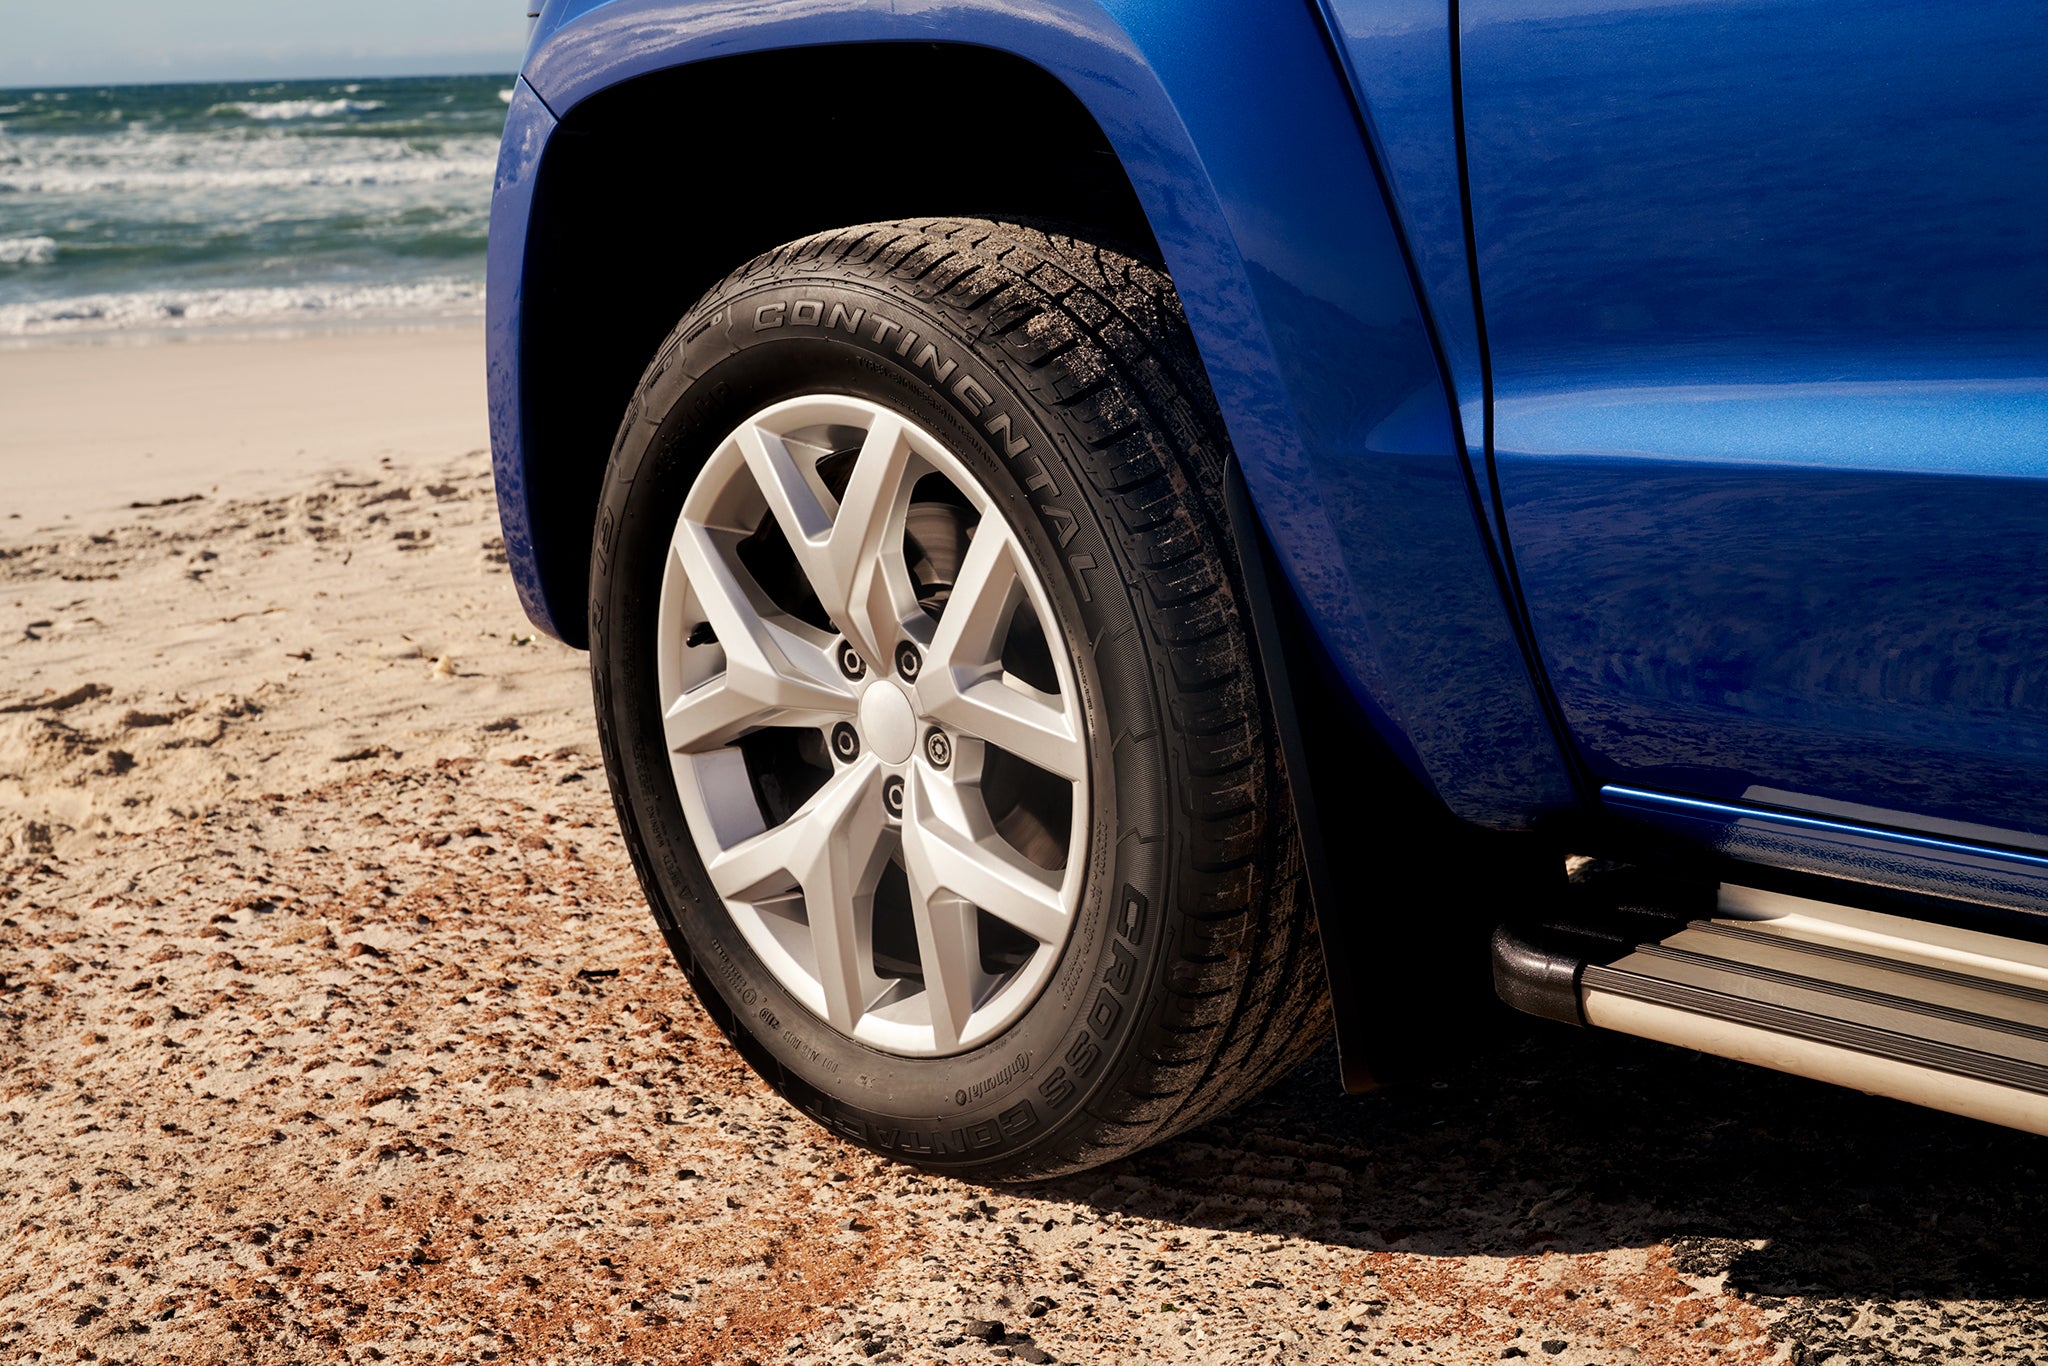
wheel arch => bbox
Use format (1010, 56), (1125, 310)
(501, 42), (1155, 649)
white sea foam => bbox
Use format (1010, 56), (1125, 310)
(213, 98), (387, 121)
(0, 129), (499, 196)
(0, 157), (498, 195)
(0, 235), (57, 265)
(0, 276), (485, 336)
(499, 89), (515, 104)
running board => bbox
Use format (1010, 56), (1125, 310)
(1493, 885), (2048, 1137)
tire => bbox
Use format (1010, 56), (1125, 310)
(589, 218), (1330, 1180)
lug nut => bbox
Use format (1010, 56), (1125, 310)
(836, 642), (865, 680)
(895, 641), (922, 681)
(924, 729), (952, 769)
(882, 775), (905, 817)
(830, 722), (860, 762)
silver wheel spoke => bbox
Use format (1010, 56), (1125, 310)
(664, 520), (853, 753)
(821, 412), (925, 664)
(922, 518), (1017, 676)
(904, 767), (1068, 946)
(734, 412), (920, 668)
(704, 759), (890, 1032)
(934, 676), (1087, 783)
(918, 524), (1087, 781)
(905, 885), (981, 1053)
(733, 419), (833, 546)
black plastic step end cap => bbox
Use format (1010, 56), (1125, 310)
(1491, 923), (1588, 1027)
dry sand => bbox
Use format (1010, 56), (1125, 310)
(4, 329), (2047, 1365)
(0, 326), (489, 527)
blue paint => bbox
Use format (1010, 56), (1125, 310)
(486, 77), (557, 638)
(1462, 0), (2048, 362)
(1606, 787), (2048, 920)
(1495, 366), (2048, 479)
(1504, 457), (2048, 838)
(1465, 0), (2048, 850)
(1314, 0), (1485, 445)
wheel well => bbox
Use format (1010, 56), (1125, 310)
(518, 42), (1157, 647)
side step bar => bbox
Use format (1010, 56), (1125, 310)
(1494, 884), (2048, 1137)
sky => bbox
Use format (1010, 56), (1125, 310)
(0, 0), (533, 88)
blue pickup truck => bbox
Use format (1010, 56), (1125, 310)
(489, 0), (2048, 1179)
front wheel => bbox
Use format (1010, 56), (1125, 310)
(589, 219), (1329, 1179)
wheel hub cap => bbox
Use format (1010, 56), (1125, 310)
(860, 683), (918, 766)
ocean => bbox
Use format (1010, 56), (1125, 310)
(0, 74), (509, 341)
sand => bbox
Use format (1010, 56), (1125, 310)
(3, 327), (2046, 1365)
(0, 325), (489, 528)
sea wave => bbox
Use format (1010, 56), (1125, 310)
(211, 98), (387, 121)
(0, 235), (57, 266)
(0, 276), (485, 336)
(0, 77), (506, 338)
(0, 157), (497, 196)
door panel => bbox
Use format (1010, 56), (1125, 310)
(1462, 0), (2048, 842)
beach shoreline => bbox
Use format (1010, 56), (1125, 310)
(0, 320), (491, 527)
(0, 308), (485, 353)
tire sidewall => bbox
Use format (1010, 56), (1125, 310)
(591, 272), (1175, 1171)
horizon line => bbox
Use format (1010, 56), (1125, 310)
(0, 70), (520, 94)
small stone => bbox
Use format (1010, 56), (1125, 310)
(1013, 1348), (1054, 1365)
(1541, 1342), (1568, 1356)
(961, 1319), (1004, 1342)
(1026, 1296), (1056, 1318)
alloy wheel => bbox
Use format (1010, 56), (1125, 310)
(655, 395), (1090, 1056)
